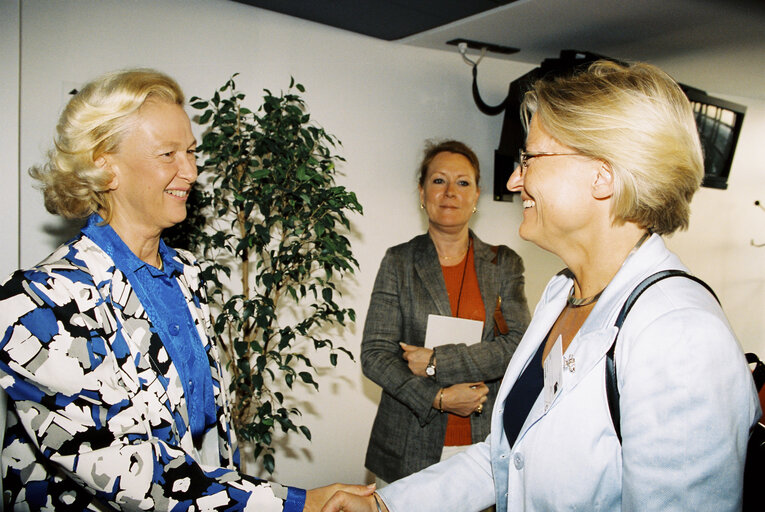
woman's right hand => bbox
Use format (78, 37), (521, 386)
(321, 492), (389, 512)
(434, 382), (488, 416)
(306, 483), (376, 511)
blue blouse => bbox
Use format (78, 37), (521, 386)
(82, 214), (216, 439)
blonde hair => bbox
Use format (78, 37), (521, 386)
(521, 60), (703, 235)
(31, 68), (185, 221)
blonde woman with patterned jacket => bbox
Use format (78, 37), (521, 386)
(0, 68), (369, 511)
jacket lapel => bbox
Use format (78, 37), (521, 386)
(494, 282), (567, 413)
(509, 235), (680, 432)
(413, 234), (452, 317)
(172, 251), (237, 463)
(516, 275), (617, 425)
(472, 235), (500, 339)
(557, 234), (676, 397)
(173, 254), (229, 411)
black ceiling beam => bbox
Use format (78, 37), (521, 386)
(234, 0), (514, 40)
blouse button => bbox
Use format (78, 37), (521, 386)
(169, 323), (180, 335)
(513, 452), (524, 470)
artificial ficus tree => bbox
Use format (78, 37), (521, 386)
(167, 75), (362, 474)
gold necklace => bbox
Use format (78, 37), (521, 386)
(438, 239), (470, 262)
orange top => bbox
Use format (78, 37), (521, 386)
(440, 243), (485, 446)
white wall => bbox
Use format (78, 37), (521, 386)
(0, 0), (20, 277)
(6, 0), (765, 490)
(10, 0), (549, 489)
(664, 96), (765, 356)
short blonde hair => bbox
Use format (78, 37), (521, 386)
(522, 60), (703, 235)
(31, 69), (185, 221)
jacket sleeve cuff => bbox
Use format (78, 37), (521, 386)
(283, 486), (307, 512)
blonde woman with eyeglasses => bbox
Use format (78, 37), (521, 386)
(324, 61), (759, 512)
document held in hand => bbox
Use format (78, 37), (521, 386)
(424, 314), (484, 348)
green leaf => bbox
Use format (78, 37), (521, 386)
(264, 454), (275, 474)
(338, 346), (355, 361)
(299, 371), (318, 390)
(199, 110), (212, 125)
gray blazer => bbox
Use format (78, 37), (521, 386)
(362, 232), (530, 482)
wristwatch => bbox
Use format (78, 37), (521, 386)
(425, 351), (437, 377)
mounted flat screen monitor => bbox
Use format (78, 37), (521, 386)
(682, 86), (746, 190)
(490, 51), (747, 201)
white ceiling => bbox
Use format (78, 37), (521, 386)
(401, 0), (765, 101)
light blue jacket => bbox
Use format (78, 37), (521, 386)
(379, 235), (760, 511)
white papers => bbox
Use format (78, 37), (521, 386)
(424, 314), (483, 348)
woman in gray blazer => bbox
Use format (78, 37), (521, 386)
(361, 140), (530, 485)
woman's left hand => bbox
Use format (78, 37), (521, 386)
(400, 343), (434, 377)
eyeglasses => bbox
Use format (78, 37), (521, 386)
(517, 149), (583, 177)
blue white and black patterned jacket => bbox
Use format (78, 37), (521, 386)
(0, 231), (299, 510)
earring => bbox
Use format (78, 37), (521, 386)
(472, 206), (478, 213)
(420, 203), (425, 209)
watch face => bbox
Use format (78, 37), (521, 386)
(426, 366), (435, 376)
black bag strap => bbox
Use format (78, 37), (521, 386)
(746, 352), (765, 392)
(606, 270), (719, 443)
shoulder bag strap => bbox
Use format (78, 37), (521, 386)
(746, 353), (765, 392)
(606, 270), (719, 442)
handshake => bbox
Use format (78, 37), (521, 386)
(308, 483), (388, 512)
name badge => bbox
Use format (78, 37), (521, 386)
(543, 335), (563, 411)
